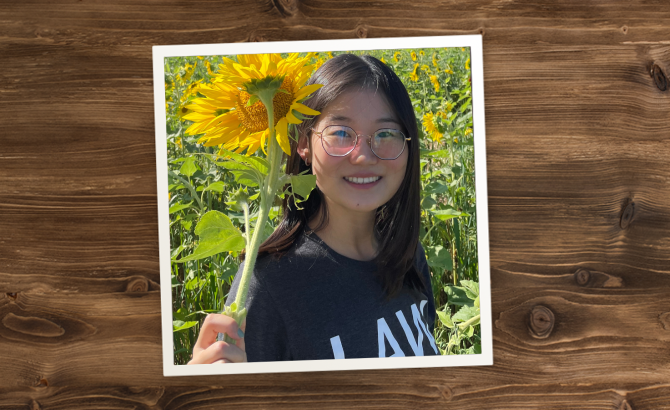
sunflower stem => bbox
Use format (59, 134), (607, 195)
(230, 88), (283, 318)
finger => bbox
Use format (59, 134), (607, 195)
(193, 314), (243, 355)
(197, 340), (247, 364)
(212, 358), (233, 364)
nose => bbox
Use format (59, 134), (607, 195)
(350, 134), (378, 164)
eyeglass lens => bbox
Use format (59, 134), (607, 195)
(320, 125), (407, 159)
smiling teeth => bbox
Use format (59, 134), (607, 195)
(345, 176), (380, 184)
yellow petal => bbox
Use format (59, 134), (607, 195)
(275, 118), (291, 155)
(292, 102), (320, 116)
(286, 110), (301, 125)
(259, 129), (268, 156)
(294, 83), (323, 101)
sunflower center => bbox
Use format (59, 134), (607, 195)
(236, 76), (295, 133)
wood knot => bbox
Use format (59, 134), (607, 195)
(126, 278), (149, 293)
(528, 305), (554, 339)
(272, 0), (298, 17)
(574, 268), (591, 286)
(651, 64), (668, 91)
(621, 25), (628, 34)
(620, 201), (635, 229)
(6, 292), (18, 300)
(356, 26), (368, 38)
(30, 400), (42, 410)
(2, 313), (65, 337)
(36, 378), (48, 387)
(659, 312), (670, 330)
(437, 384), (453, 401)
(479, 28), (485, 36)
(619, 399), (632, 410)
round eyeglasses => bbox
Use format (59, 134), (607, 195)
(312, 125), (411, 160)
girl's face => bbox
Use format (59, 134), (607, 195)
(298, 88), (409, 217)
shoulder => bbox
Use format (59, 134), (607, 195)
(414, 241), (428, 270)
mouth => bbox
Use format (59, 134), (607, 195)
(344, 176), (382, 185)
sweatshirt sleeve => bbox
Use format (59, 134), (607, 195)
(225, 262), (292, 362)
(415, 242), (436, 335)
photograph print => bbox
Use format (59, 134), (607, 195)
(152, 35), (491, 376)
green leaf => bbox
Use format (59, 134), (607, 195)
(170, 244), (186, 260)
(216, 149), (269, 176)
(217, 161), (260, 187)
(169, 201), (193, 214)
(460, 280), (479, 300)
(246, 94), (260, 106)
(421, 196), (437, 209)
(460, 97), (472, 112)
(430, 208), (469, 221)
(173, 320), (198, 332)
(436, 310), (454, 329)
(452, 305), (479, 323)
(174, 210), (245, 262)
(425, 245), (453, 271)
(445, 285), (473, 307)
(203, 181), (226, 193)
(180, 157), (198, 177)
(289, 174), (317, 203)
(424, 181), (449, 195)
(424, 149), (450, 158)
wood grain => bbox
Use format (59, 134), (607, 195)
(2, 0), (670, 408)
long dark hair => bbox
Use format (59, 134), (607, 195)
(257, 54), (423, 299)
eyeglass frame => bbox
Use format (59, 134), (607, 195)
(311, 125), (412, 160)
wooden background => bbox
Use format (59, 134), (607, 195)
(2, 0), (670, 408)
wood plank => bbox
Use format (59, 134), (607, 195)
(2, 0), (670, 407)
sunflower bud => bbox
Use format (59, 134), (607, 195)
(225, 187), (249, 212)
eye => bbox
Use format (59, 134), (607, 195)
(325, 126), (354, 139)
(332, 130), (350, 138)
(375, 129), (403, 139)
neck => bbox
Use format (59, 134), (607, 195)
(309, 205), (378, 261)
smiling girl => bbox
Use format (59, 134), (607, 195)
(189, 54), (437, 363)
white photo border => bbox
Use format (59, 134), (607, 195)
(152, 35), (492, 376)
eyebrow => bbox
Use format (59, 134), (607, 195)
(326, 115), (400, 125)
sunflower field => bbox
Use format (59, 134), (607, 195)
(164, 47), (479, 364)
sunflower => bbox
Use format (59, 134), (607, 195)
(429, 75), (439, 93)
(183, 53), (322, 156)
(410, 63), (420, 82)
(411, 51), (417, 61)
(465, 58), (470, 71)
(182, 63), (195, 82)
(204, 60), (215, 76)
(423, 112), (438, 134)
(423, 112), (443, 142)
(393, 52), (401, 62)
